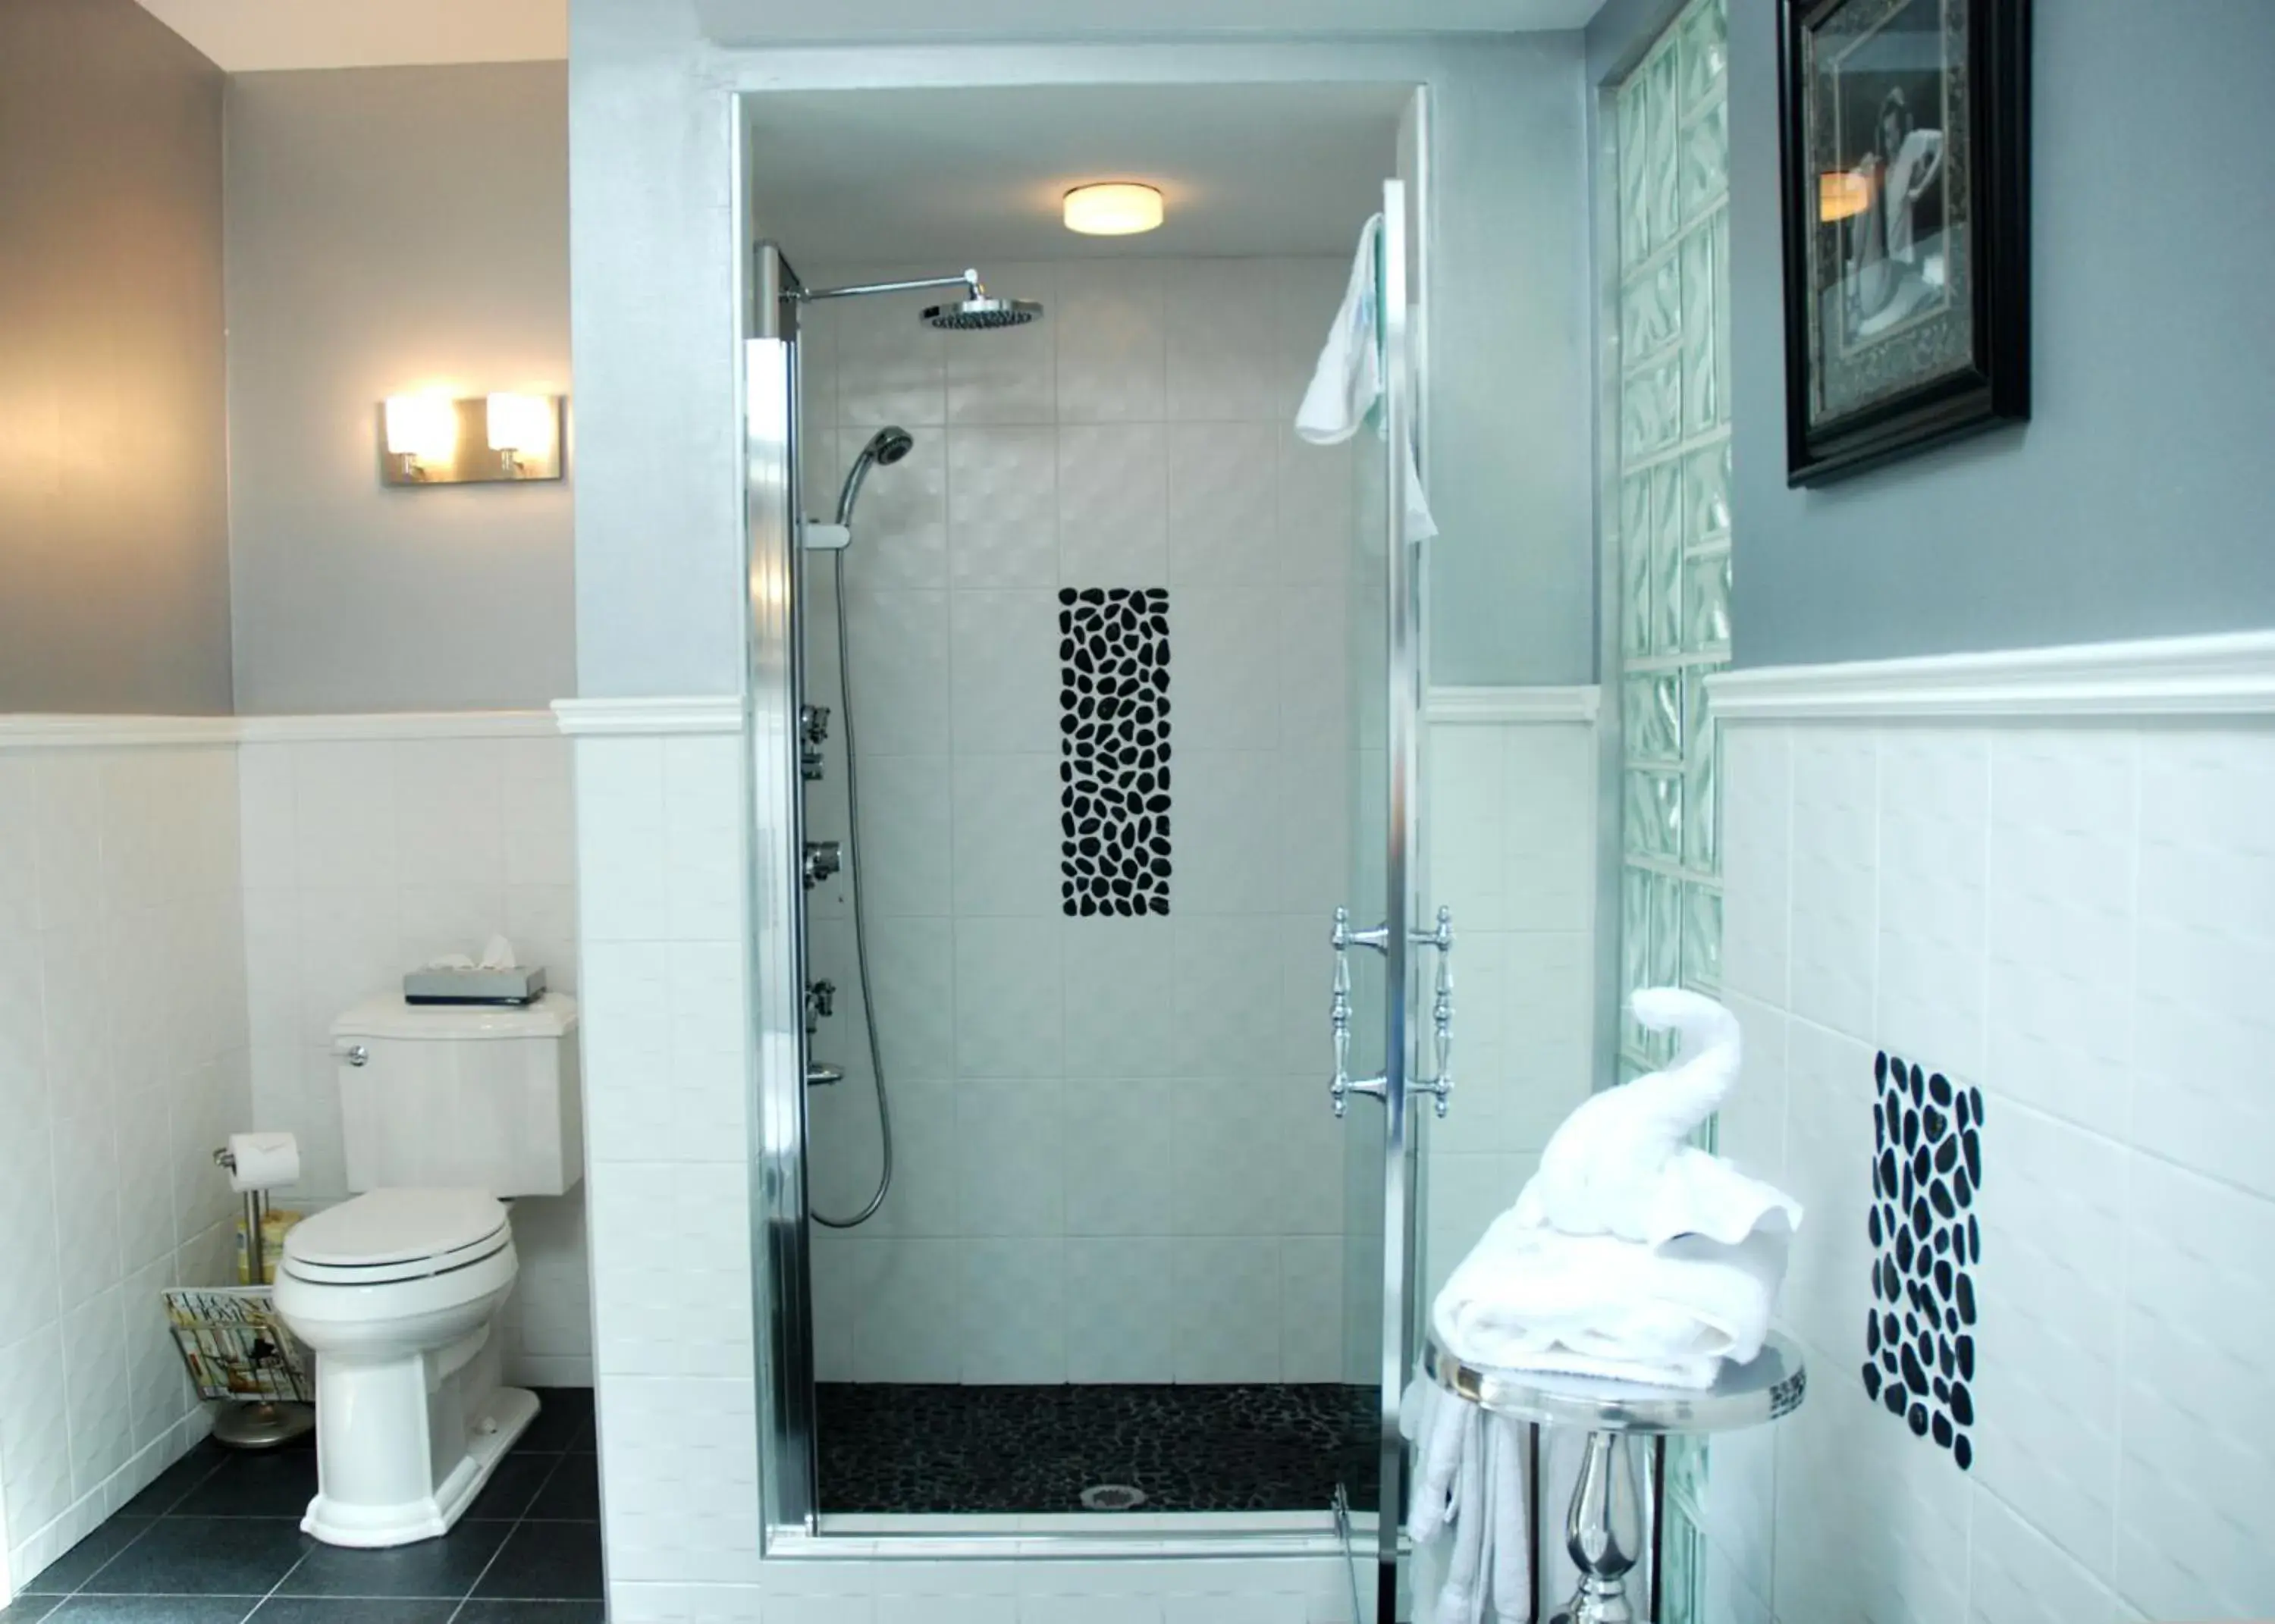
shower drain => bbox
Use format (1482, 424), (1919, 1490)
(1079, 1483), (1148, 1512)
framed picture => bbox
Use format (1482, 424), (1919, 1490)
(1778, 0), (2030, 484)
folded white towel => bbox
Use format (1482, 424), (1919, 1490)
(1401, 1376), (1531, 1624)
(1295, 213), (1440, 544)
(1514, 988), (1800, 1246)
(1434, 1208), (1792, 1390)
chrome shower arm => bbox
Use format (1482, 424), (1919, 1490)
(792, 268), (981, 303)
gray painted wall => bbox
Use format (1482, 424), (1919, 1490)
(227, 64), (574, 713)
(568, 5), (1596, 697)
(1726, 0), (2275, 668)
(0, 0), (231, 714)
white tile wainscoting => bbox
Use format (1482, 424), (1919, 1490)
(795, 254), (1373, 1386)
(1416, 687), (1600, 1310)
(0, 707), (593, 1600)
(236, 711), (589, 1387)
(1699, 631), (2275, 1624)
(0, 720), (248, 1591)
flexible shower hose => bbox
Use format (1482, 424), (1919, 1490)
(811, 545), (894, 1230)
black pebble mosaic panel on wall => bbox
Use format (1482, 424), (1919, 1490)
(1059, 587), (1171, 917)
(1864, 1050), (1982, 1469)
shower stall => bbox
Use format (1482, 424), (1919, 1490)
(737, 80), (1442, 1615)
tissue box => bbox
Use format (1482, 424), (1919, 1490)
(402, 965), (548, 1005)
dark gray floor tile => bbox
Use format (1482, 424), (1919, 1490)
(275, 1521), (505, 1600)
(45, 1599), (255, 1622)
(18, 1519), (153, 1594)
(78, 1517), (308, 1595)
(0, 1597), (61, 1622)
(510, 1390), (592, 1456)
(524, 1455), (598, 1522)
(115, 1444), (229, 1517)
(247, 1600), (458, 1622)
(462, 1453), (554, 1521)
(456, 1605), (606, 1623)
(468, 1522), (602, 1600)
(174, 1445), (321, 1518)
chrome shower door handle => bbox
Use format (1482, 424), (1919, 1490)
(1414, 905), (1453, 1119)
(1329, 905), (1389, 1117)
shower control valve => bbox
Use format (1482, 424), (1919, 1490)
(804, 978), (837, 1034)
(799, 705), (831, 781)
(802, 840), (842, 888)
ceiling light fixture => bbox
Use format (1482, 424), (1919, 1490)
(1063, 183), (1164, 237)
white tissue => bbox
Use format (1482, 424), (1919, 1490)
(225, 1131), (300, 1193)
(422, 936), (517, 973)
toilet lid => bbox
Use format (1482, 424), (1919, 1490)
(282, 1189), (510, 1285)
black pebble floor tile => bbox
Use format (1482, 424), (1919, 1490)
(817, 1381), (1380, 1514)
(8, 1390), (601, 1624)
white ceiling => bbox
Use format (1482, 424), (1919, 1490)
(133, 0), (565, 71)
(748, 83), (1409, 264)
(136, 0), (1605, 71)
(699, 0), (1608, 43)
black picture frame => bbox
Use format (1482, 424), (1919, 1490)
(1778, 0), (2030, 485)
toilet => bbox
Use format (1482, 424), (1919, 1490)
(273, 993), (582, 1548)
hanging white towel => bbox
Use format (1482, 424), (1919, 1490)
(1401, 1376), (1532, 1624)
(1296, 213), (1439, 544)
(1296, 216), (1382, 447)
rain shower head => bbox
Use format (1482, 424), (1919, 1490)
(922, 293), (1044, 331)
(834, 426), (915, 527)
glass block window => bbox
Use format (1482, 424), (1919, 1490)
(1616, 0), (1729, 1078)
(1611, 0), (1728, 1613)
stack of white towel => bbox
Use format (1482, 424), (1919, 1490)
(1404, 989), (1803, 1623)
(1432, 987), (1802, 1389)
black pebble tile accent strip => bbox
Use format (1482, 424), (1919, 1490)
(6, 1390), (601, 1624)
(817, 1381), (1379, 1513)
(1059, 587), (1172, 917)
(1864, 1052), (1982, 1469)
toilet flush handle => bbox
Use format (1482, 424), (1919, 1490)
(343, 1044), (369, 1067)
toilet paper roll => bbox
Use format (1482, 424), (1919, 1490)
(225, 1132), (300, 1193)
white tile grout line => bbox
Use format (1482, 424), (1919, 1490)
(444, 1444), (583, 1624)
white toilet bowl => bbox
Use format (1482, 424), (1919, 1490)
(274, 1187), (538, 1547)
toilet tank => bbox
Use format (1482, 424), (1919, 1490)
(331, 994), (582, 1196)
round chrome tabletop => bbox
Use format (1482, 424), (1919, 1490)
(1423, 1331), (1807, 1437)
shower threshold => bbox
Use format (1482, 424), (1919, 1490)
(816, 1382), (1378, 1516)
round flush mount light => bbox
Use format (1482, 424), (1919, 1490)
(1063, 183), (1164, 237)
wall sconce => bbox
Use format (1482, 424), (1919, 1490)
(1818, 170), (1872, 223)
(380, 392), (564, 486)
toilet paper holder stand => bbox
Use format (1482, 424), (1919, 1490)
(203, 1146), (317, 1450)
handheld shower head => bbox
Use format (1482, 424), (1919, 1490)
(834, 426), (915, 526)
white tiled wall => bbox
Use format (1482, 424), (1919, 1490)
(795, 256), (1369, 1385)
(1712, 713), (2275, 1624)
(0, 739), (248, 1588)
(1414, 699), (1599, 1313)
(237, 724), (590, 1385)
(569, 725), (765, 1591)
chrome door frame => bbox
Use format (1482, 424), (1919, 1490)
(736, 89), (1439, 1567)
(1370, 170), (1424, 1623)
(747, 237), (821, 1538)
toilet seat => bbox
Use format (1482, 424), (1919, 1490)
(283, 1189), (510, 1287)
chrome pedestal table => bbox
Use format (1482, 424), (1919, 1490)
(1422, 1332), (1806, 1624)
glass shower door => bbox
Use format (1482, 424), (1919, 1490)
(1327, 176), (1437, 1622)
